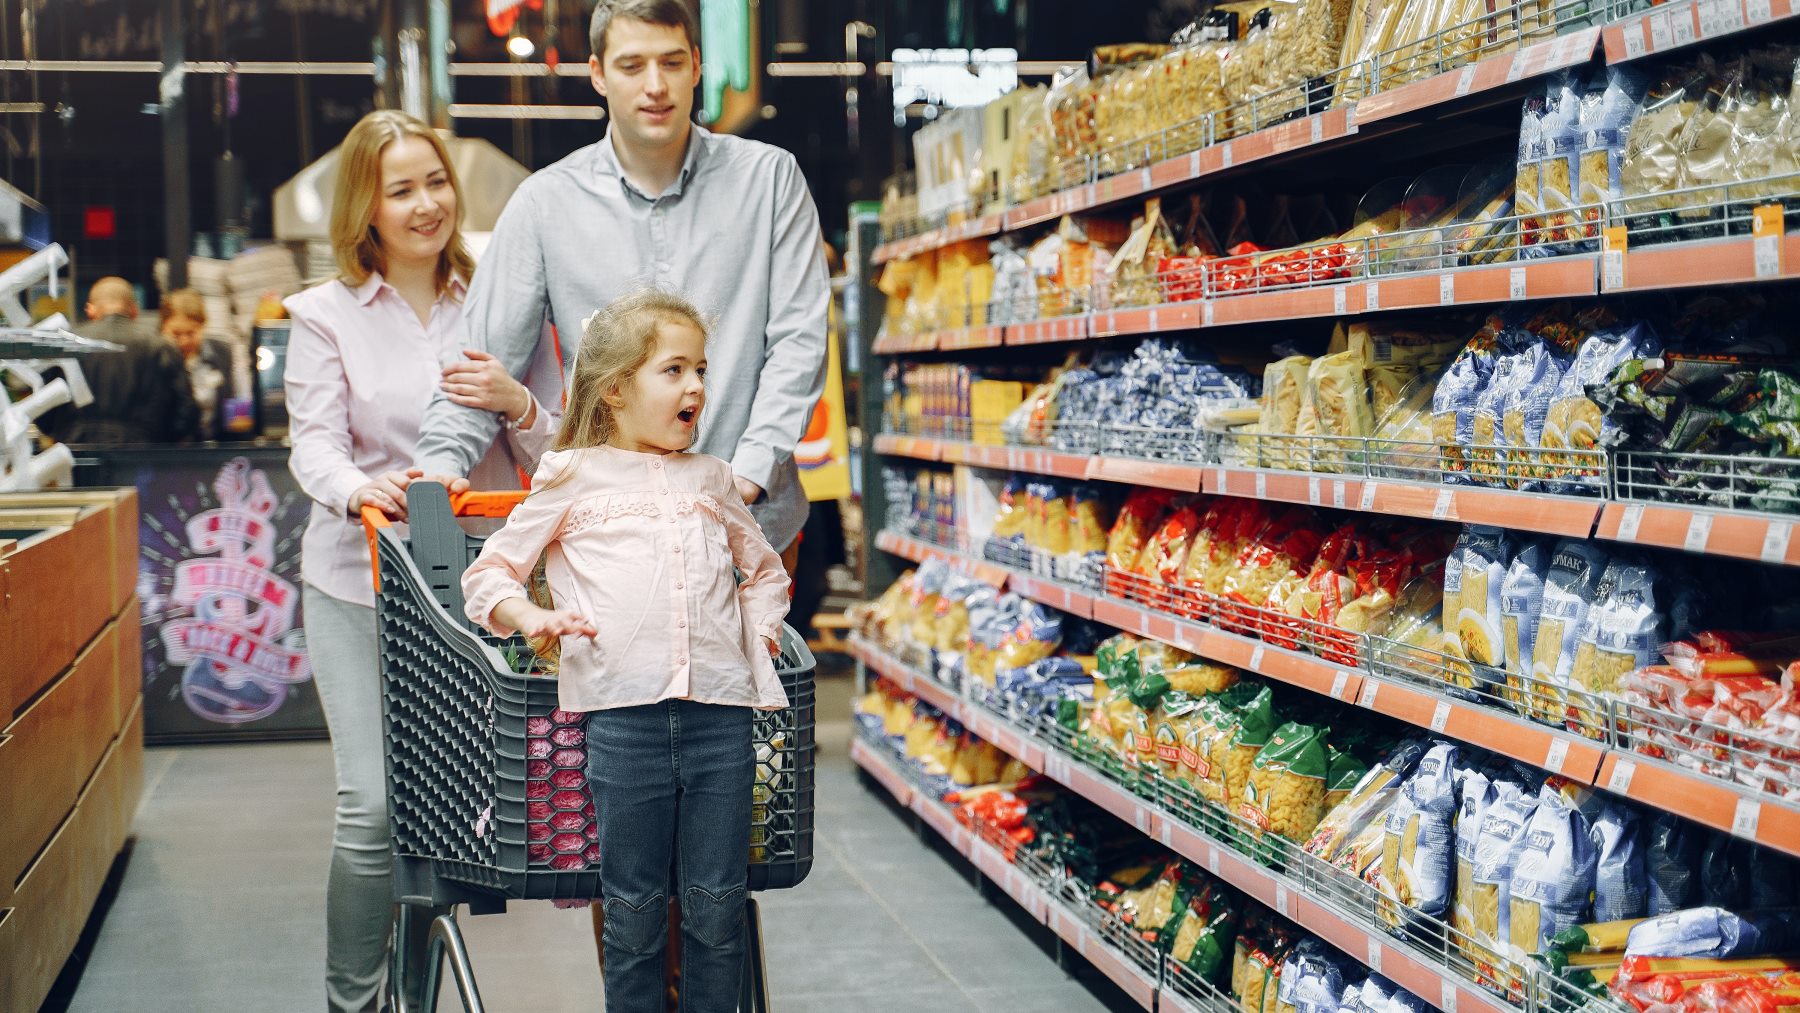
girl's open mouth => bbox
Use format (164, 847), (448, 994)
(677, 407), (698, 426)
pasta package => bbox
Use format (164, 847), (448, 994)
(1241, 722), (1330, 844)
(1471, 795), (1540, 987)
(1442, 527), (1472, 659)
(1260, 355), (1314, 468)
(1171, 882), (1238, 983)
(1107, 489), (1175, 593)
(1454, 769), (1498, 957)
(1381, 741), (1462, 924)
(1569, 559), (1663, 734)
(1591, 801), (1649, 923)
(1500, 542), (1551, 715)
(1432, 346), (1496, 482)
(1529, 540), (1610, 725)
(1071, 484), (1115, 560)
(1508, 802), (1599, 963)
(1455, 526), (1514, 673)
(1305, 350), (1375, 471)
(1154, 693), (1206, 779)
(1543, 324), (1660, 485)
(1206, 684), (1276, 811)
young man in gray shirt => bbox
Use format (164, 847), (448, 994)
(409, 0), (829, 567)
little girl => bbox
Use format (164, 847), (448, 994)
(461, 291), (790, 1013)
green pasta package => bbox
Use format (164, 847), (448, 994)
(1241, 722), (1331, 845)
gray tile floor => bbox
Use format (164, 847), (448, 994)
(66, 675), (1137, 1012)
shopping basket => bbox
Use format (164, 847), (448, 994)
(362, 481), (816, 1012)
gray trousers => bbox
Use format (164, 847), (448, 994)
(304, 584), (391, 1013)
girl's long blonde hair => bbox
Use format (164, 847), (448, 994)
(554, 289), (711, 454)
(329, 110), (475, 295)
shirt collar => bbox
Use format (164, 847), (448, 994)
(594, 124), (710, 200)
(351, 270), (467, 306)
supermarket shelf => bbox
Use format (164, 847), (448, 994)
(1596, 751), (1800, 853)
(871, 211), (1007, 266)
(1596, 501), (1800, 565)
(951, 442), (1097, 483)
(1602, 0), (1797, 63)
(852, 636), (1499, 1013)
(874, 528), (1012, 588)
(1006, 184), (1103, 232)
(847, 736), (1161, 1011)
(1354, 27), (1600, 124)
(871, 330), (941, 355)
(1605, 232), (1800, 293)
(939, 324), (1007, 351)
(1206, 469), (1603, 539)
(1005, 314), (1092, 346)
(872, 433), (945, 462)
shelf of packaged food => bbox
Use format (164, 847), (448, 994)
(853, 635), (1496, 1013)
(948, 442), (1098, 483)
(1605, 232), (1800, 293)
(1596, 501), (1800, 565)
(1596, 751), (1800, 855)
(938, 324), (1007, 351)
(1005, 313), (1093, 346)
(874, 528), (1015, 588)
(848, 735), (1162, 1010)
(1207, 469), (1604, 539)
(871, 212), (1009, 266)
(872, 433), (945, 462)
(1353, 26), (1601, 125)
(1601, 0), (1796, 63)
(871, 330), (942, 355)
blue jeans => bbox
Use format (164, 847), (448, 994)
(586, 700), (753, 1013)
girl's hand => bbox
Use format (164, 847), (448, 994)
(442, 349), (533, 424)
(520, 607), (598, 641)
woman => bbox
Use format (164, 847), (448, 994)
(284, 109), (560, 1012)
(158, 288), (225, 439)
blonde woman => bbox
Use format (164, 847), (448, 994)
(284, 109), (560, 1012)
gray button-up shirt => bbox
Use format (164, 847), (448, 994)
(415, 125), (829, 551)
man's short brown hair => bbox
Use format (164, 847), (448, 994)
(588, 0), (698, 61)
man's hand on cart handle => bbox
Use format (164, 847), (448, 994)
(372, 468), (473, 513)
(493, 597), (598, 641)
(351, 468), (422, 521)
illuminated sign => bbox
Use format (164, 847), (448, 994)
(700, 0), (752, 125)
(890, 48), (1018, 110)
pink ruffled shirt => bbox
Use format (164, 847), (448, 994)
(461, 446), (792, 713)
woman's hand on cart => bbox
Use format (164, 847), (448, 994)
(493, 597), (598, 641)
(350, 468), (423, 521)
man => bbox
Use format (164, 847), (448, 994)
(39, 277), (201, 445)
(410, 0), (829, 579)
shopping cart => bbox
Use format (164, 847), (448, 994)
(361, 481), (816, 1012)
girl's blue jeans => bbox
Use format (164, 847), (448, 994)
(585, 699), (753, 1013)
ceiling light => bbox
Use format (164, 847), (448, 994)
(506, 36), (535, 59)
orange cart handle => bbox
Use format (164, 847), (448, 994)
(359, 487), (533, 592)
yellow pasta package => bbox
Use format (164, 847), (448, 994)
(1239, 722), (1329, 843)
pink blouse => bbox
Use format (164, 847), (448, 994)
(284, 272), (562, 607)
(461, 446), (792, 713)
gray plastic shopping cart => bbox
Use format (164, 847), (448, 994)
(363, 482), (816, 1012)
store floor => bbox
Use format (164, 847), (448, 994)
(65, 673), (1136, 1012)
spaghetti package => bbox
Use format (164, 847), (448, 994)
(1569, 558), (1664, 733)
(1471, 795), (1541, 984)
(1454, 769), (1499, 955)
(1544, 324), (1661, 487)
(1590, 800), (1649, 923)
(1529, 540), (1611, 726)
(1455, 526), (1515, 676)
(1242, 722), (1331, 844)
(1432, 346), (1496, 483)
(1381, 741), (1462, 924)
(1500, 541), (1552, 716)
(1508, 801), (1599, 961)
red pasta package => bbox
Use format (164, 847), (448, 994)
(1177, 499), (1273, 621)
(1130, 500), (1206, 610)
(1104, 489), (1175, 598)
(1218, 507), (1326, 636)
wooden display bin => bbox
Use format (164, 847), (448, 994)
(0, 488), (143, 1012)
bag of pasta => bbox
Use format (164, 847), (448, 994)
(1568, 558), (1662, 736)
(1106, 488), (1176, 597)
(908, 560), (952, 646)
(1306, 740), (1427, 865)
(1180, 499), (1269, 619)
(1304, 349), (1375, 473)
(996, 601), (1065, 674)
(1509, 801), (1599, 967)
(1471, 794), (1540, 992)
(1454, 527), (1514, 696)
(1170, 879), (1239, 983)
(1241, 722), (1330, 847)
(1528, 540), (1609, 726)
(1260, 355), (1314, 468)
(1039, 482), (1075, 560)
(1137, 500), (1207, 608)
(1153, 693), (1207, 780)
(1500, 541), (1551, 716)
(931, 575), (984, 655)
(1543, 323), (1660, 488)
(1590, 800), (1649, 923)
(1180, 695), (1226, 788)
(1221, 507), (1326, 612)
(1380, 741), (1462, 927)
(1455, 773), (1527, 966)
(1159, 653), (1242, 697)
(1324, 747), (1370, 812)
(1070, 483), (1115, 574)
(1430, 344), (1496, 484)
(1204, 683), (1276, 812)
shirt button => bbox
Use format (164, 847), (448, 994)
(677, 656), (687, 666)
(651, 460), (661, 469)
(673, 544), (681, 553)
(675, 582), (683, 589)
(678, 620), (687, 629)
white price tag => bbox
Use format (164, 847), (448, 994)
(1762, 521), (1793, 564)
(1747, 0), (1773, 22)
(1623, 23), (1649, 60)
(1509, 266), (1528, 300)
(1159, 822), (1173, 848)
(1255, 472), (1268, 499)
(1606, 759), (1637, 796)
(1684, 511), (1714, 553)
(1365, 280), (1380, 311)
(1140, 167), (1153, 191)
(1616, 503), (1645, 541)
(1203, 300), (1216, 327)
(1308, 476), (1322, 505)
(1430, 701), (1452, 733)
(1702, 0), (1746, 36)
(1276, 884), (1292, 917)
(1148, 307), (1160, 331)
(1505, 49), (1529, 83)
(1221, 142), (1234, 168)
(1649, 9), (1675, 48)
(1310, 115), (1325, 144)
(1367, 939), (1384, 972)
(1250, 644), (1267, 671)
(1432, 488), (1455, 520)
(1360, 680), (1381, 708)
(1207, 846), (1221, 875)
(1189, 149), (1202, 177)
(1216, 467), (1229, 491)
(1331, 670), (1351, 700)
(1455, 64), (1478, 97)
(1545, 738), (1570, 774)
(1333, 285), (1348, 315)
(1360, 482), (1379, 511)
(1134, 806), (1151, 833)
(1733, 797), (1763, 840)
(1439, 273), (1456, 305)
(1603, 247), (1626, 291)
(1332, 482), (1347, 510)
(1756, 232), (1782, 279)
(1672, 6), (1697, 46)
(1443, 981), (1460, 1013)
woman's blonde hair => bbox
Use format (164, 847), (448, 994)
(329, 110), (474, 294)
(554, 289), (710, 454)
(159, 288), (206, 325)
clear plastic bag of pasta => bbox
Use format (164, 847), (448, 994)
(996, 601), (1066, 673)
(1568, 558), (1662, 736)
(1106, 489), (1175, 594)
(1207, 683), (1277, 813)
(1508, 801), (1599, 966)
(1454, 526), (1515, 693)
